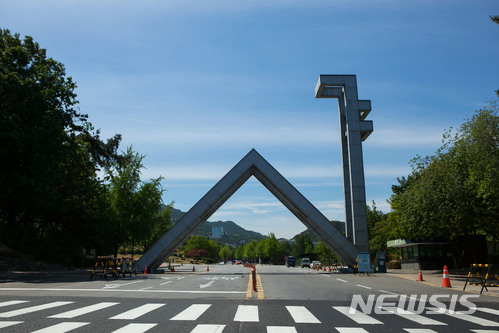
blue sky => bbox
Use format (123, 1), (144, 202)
(2, 0), (498, 239)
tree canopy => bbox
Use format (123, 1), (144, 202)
(388, 103), (499, 260)
(0, 29), (168, 265)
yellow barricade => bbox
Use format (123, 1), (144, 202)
(463, 264), (498, 294)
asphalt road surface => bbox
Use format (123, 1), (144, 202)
(0, 264), (498, 332)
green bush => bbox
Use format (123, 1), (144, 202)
(387, 260), (401, 269)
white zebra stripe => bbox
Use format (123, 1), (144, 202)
(0, 301), (73, 318)
(49, 302), (119, 318)
(285, 306), (321, 323)
(190, 324), (226, 333)
(382, 307), (446, 325)
(0, 321), (23, 329)
(0, 300), (29, 308)
(266, 327), (298, 333)
(110, 323), (157, 333)
(332, 306), (382, 324)
(233, 305), (259, 322)
(426, 307), (499, 327)
(171, 304), (211, 321)
(110, 303), (164, 320)
(31, 322), (90, 333)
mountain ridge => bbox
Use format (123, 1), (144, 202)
(169, 207), (345, 245)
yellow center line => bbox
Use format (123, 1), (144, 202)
(245, 269), (264, 300)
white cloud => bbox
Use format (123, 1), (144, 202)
(367, 125), (444, 147)
(364, 165), (411, 178)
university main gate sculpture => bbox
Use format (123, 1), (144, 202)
(136, 75), (373, 271)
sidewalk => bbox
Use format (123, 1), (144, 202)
(387, 268), (499, 297)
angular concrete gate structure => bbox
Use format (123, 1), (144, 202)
(137, 149), (360, 271)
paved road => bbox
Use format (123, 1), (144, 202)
(0, 264), (498, 332)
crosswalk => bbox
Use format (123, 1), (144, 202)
(0, 299), (498, 332)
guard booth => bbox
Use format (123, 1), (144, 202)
(387, 237), (452, 270)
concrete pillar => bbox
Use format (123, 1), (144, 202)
(315, 75), (373, 253)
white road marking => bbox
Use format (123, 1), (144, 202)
(335, 328), (369, 333)
(0, 300), (29, 308)
(171, 304), (211, 321)
(0, 321), (23, 329)
(285, 306), (321, 323)
(190, 324), (226, 333)
(379, 290), (398, 295)
(200, 281), (215, 289)
(31, 322), (90, 333)
(110, 303), (165, 320)
(103, 280), (143, 289)
(110, 323), (157, 333)
(49, 302), (119, 318)
(0, 301), (73, 318)
(470, 330), (499, 333)
(336, 278), (348, 283)
(476, 307), (499, 316)
(403, 329), (440, 333)
(140, 287), (153, 290)
(382, 307), (446, 325)
(0, 287), (246, 294)
(356, 284), (372, 289)
(233, 305), (258, 322)
(267, 327), (298, 333)
(333, 306), (382, 324)
(426, 307), (499, 327)
(160, 281), (172, 285)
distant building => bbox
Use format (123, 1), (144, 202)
(212, 226), (223, 239)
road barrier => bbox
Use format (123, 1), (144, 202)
(90, 256), (137, 280)
(251, 267), (257, 291)
(463, 264), (498, 294)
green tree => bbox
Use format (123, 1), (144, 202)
(184, 236), (219, 260)
(292, 233), (313, 257)
(366, 202), (396, 259)
(0, 29), (122, 264)
(244, 240), (257, 262)
(389, 104), (499, 262)
(106, 147), (165, 257)
(264, 233), (281, 263)
(219, 245), (232, 261)
(0, 29), (84, 234)
(315, 241), (338, 266)
(234, 244), (245, 259)
(255, 239), (266, 262)
(143, 205), (172, 252)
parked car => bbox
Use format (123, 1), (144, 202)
(285, 256), (296, 267)
(310, 261), (321, 269)
(301, 258), (311, 268)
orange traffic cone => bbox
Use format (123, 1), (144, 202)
(442, 265), (452, 287)
(171, 266), (175, 272)
(207, 265), (210, 272)
(193, 266), (195, 272)
(144, 265), (148, 274)
(418, 268), (424, 281)
(323, 266), (326, 271)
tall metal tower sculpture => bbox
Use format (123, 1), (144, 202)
(315, 75), (373, 252)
